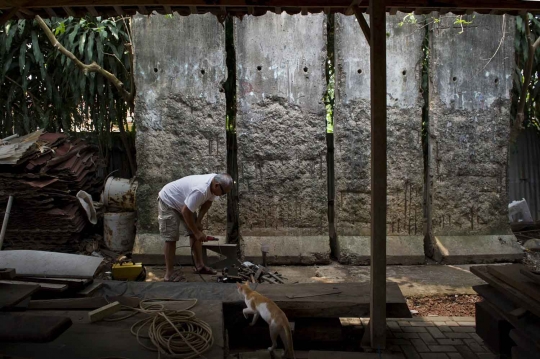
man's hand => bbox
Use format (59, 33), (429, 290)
(196, 222), (203, 232)
(194, 231), (206, 243)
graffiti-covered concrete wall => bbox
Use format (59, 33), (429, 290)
(235, 13), (328, 237)
(133, 14), (227, 238)
(429, 14), (514, 236)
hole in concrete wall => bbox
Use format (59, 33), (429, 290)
(201, 69), (206, 75)
(154, 68), (158, 73)
(357, 69), (362, 74)
(257, 65), (262, 71)
(304, 66), (308, 73)
(219, 88), (224, 93)
(452, 76), (457, 82)
(495, 78), (499, 85)
(402, 70), (407, 76)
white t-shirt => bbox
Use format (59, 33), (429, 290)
(159, 174), (218, 213)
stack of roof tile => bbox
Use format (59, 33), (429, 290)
(0, 130), (104, 252)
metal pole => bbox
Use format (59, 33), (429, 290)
(0, 196), (14, 250)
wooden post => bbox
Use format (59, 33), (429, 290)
(369, 0), (387, 350)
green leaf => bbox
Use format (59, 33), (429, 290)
(68, 24), (80, 45)
(96, 35), (104, 65)
(86, 31), (95, 63)
(18, 40), (27, 75)
(17, 20), (25, 36)
(5, 22), (17, 52)
(79, 31), (87, 56)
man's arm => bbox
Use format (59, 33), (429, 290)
(196, 201), (213, 230)
(181, 206), (205, 242)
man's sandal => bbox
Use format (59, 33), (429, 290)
(193, 266), (217, 275)
(164, 271), (186, 282)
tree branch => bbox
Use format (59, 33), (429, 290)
(35, 15), (137, 176)
(35, 15), (134, 109)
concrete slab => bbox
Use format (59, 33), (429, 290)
(433, 235), (524, 264)
(337, 236), (425, 265)
(132, 232), (228, 265)
(243, 236), (331, 265)
(145, 263), (489, 297)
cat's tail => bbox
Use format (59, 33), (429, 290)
(281, 323), (295, 359)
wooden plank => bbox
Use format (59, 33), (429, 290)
(16, 276), (91, 288)
(87, 301), (121, 323)
(0, 280), (67, 292)
(0, 283), (39, 309)
(520, 268), (540, 285)
(487, 264), (540, 303)
(137, 5), (148, 14)
(474, 284), (540, 351)
(369, 0), (387, 350)
(345, 0), (362, 15)
(0, 268), (16, 279)
(354, 6), (371, 47)
(28, 296), (140, 310)
(248, 282), (408, 319)
(77, 281), (103, 296)
(0, 313), (72, 343)
(471, 266), (540, 319)
(8, 0), (540, 12)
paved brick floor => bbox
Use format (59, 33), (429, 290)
(361, 317), (497, 359)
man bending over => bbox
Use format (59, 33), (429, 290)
(158, 173), (233, 282)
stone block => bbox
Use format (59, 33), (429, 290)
(243, 236), (331, 265)
(334, 13), (424, 236)
(433, 235), (523, 264)
(132, 14), (227, 236)
(235, 13), (328, 237)
(429, 15), (515, 238)
(337, 236), (425, 265)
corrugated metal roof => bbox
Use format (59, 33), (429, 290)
(508, 129), (540, 222)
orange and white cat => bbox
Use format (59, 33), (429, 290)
(237, 282), (295, 359)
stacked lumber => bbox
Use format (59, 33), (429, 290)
(0, 130), (104, 251)
(471, 264), (540, 358)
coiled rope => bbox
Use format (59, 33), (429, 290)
(104, 298), (214, 359)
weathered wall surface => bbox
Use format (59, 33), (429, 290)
(429, 14), (514, 236)
(235, 13), (328, 236)
(133, 14), (227, 235)
(334, 13), (424, 236)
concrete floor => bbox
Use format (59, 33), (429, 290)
(145, 261), (490, 297)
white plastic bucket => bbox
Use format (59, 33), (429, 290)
(104, 212), (136, 252)
(102, 177), (138, 211)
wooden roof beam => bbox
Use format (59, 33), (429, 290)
(45, 7), (58, 18)
(18, 7), (35, 16)
(138, 6), (148, 15)
(189, 6), (197, 14)
(0, 7), (19, 25)
(346, 0), (362, 15)
(354, 5), (371, 47)
(63, 6), (75, 17)
(86, 6), (98, 17)
(113, 6), (124, 16)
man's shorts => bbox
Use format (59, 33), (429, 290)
(158, 198), (197, 242)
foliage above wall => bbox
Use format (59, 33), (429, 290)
(0, 15), (135, 174)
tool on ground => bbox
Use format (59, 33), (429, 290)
(204, 235), (219, 242)
(261, 243), (269, 267)
(111, 257), (146, 281)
